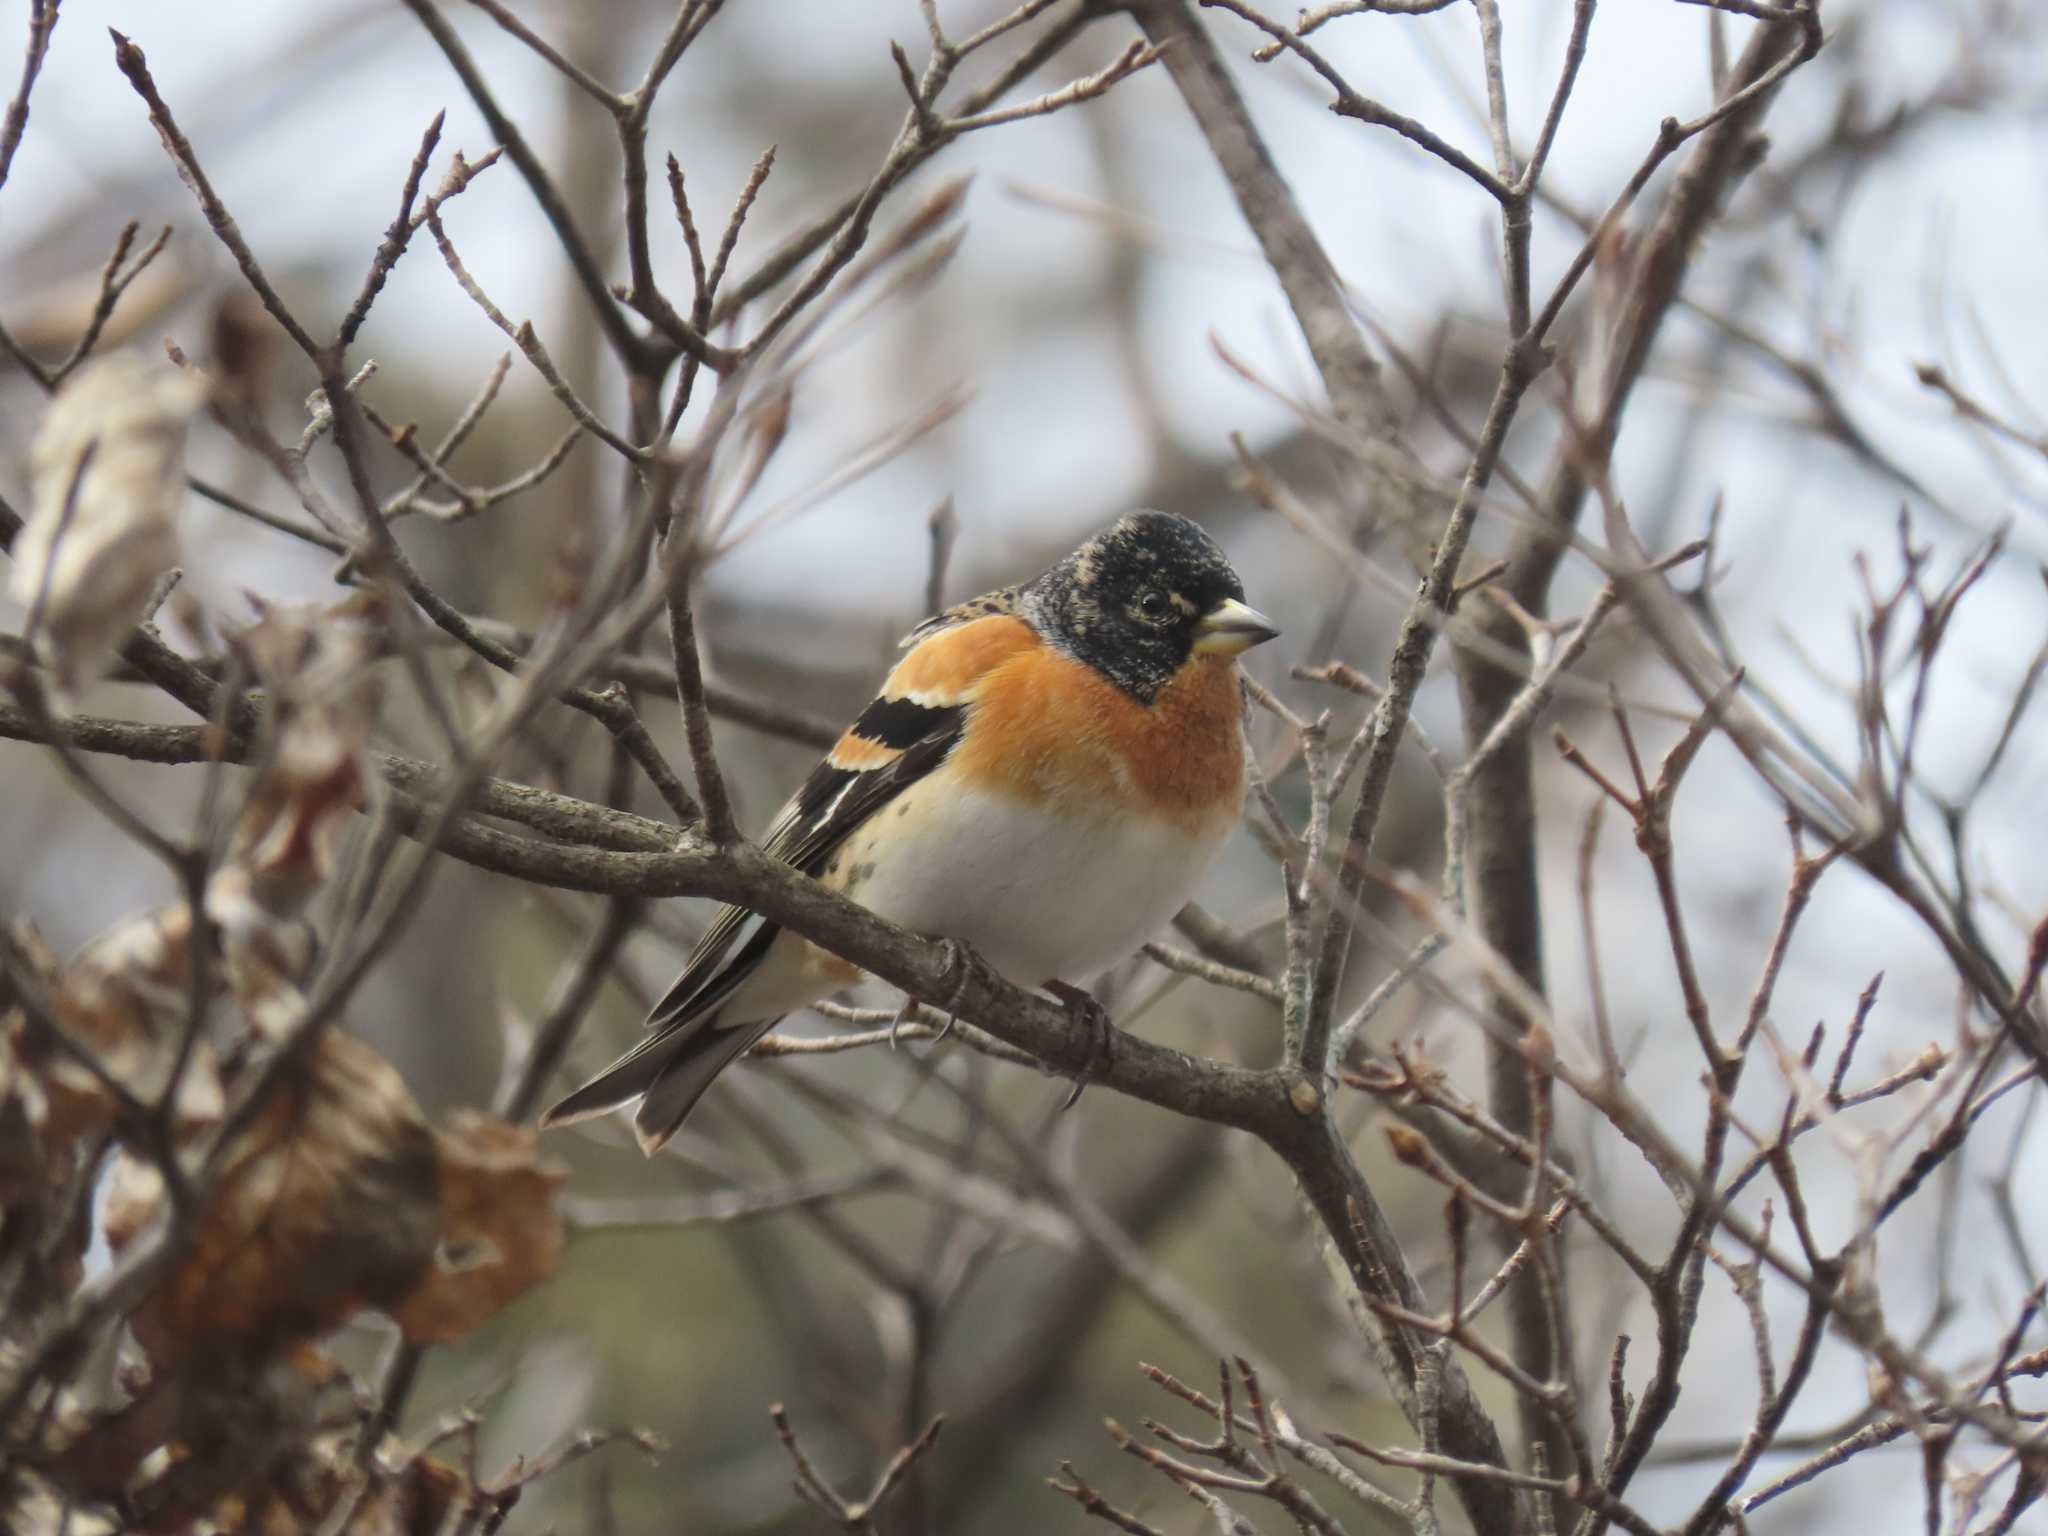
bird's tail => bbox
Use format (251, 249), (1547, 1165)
(538, 1011), (783, 1155)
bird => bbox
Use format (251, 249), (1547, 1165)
(541, 510), (1280, 1154)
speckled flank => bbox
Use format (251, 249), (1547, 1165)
(787, 841), (891, 993)
(787, 811), (904, 991)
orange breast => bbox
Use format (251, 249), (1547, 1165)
(953, 647), (1247, 828)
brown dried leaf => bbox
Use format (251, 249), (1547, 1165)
(50, 1352), (325, 1534)
(0, 936), (101, 1304)
(22, 906), (224, 1147)
(390, 1110), (566, 1345)
(0, 1471), (123, 1536)
(0, 1018), (48, 1210)
(39, 1338), (463, 1536)
(10, 351), (209, 694)
(197, 1423), (463, 1536)
(109, 1029), (440, 1368)
(4, 916), (63, 984)
(209, 895), (318, 1045)
(221, 593), (386, 917)
(359, 1451), (464, 1536)
(210, 289), (279, 412)
(0, 925), (67, 1196)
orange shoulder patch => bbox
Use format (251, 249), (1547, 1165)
(826, 732), (902, 772)
(954, 650), (1246, 827)
(885, 615), (1039, 706)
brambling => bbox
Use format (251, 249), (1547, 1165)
(542, 510), (1279, 1153)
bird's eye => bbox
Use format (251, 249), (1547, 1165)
(1136, 590), (1169, 620)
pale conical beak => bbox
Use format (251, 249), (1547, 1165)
(1193, 597), (1281, 656)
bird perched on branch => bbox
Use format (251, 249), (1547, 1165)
(542, 510), (1279, 1153)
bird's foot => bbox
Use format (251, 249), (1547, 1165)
(1044, 978), (1113, 1111)
(919, 936), (988, 1046)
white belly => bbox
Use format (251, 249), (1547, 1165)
(834, 773), (1235, 986)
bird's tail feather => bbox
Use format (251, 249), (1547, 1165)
(631, 1015), (783, 1155)
(539, 1008), (785, 1154)
(541, 911), (785, 1143)
(537, 1023), (681, 1129)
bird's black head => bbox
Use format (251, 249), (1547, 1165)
(1022, 511), (1278, 703)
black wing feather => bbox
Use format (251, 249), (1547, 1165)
(780, 715), (962, 869)
(539, 706), (966, 1139)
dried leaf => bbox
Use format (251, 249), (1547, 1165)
(50, 1353), (319, 1534)
(109, 1029), (441, 1368)
(43, 1339), (461, 1536)
(98, 1146), (166, 1255)
(208, 890), (318, 1045)
(360, 1450), (464, 1536)
(0, 926), (105, 1315)
(221, 593), (386, 917)
(0, 1018), (48, 1210)
(0, 925), (67, 1199)
(219, 1424), (463, 1536)
(25, 905), (224, 1146)
(391, 1110), (566, 1345)
(10, 351), (209, 694)
(210, 289), (278, 411)
(0, 1470), (123, 1536)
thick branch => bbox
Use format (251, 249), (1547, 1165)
(1129, 0), (1400, 453)
(1449, 12), (1815, 1489)
(0, 700), (1271, 1128)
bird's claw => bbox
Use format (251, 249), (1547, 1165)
(1045, 979), (1113, 1111)
(902, 937), (982, 1049)
(887, 994), (917, 1050)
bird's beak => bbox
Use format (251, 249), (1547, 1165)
(1193, 597), (1281, 656)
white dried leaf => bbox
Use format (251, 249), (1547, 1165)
(10, 353), (209, 694)
(0, 1471), (121, 1536)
